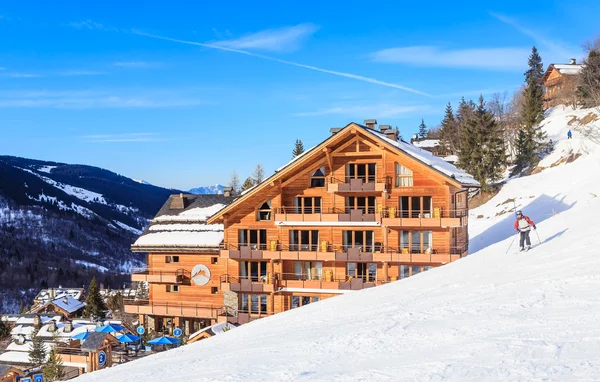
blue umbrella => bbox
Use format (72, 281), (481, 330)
(117, 333), (141, 343)
(147, 336), (181, 345)
(95, 324), (125, 333)
(72, 331), (90, 340)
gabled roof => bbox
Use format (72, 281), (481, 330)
(542, 63), (584, 83)
(131, 194), (236, 252)
(207, 123), (479, 224)
(80, 332), (117, 352)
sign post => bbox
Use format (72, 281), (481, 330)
(173, 327), (182, 337)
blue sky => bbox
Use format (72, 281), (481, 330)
(1, 0), (598, 190)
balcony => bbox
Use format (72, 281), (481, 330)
(124, 299), (226, 319)
(327, 176), (391, 193)
(279, 272), (379, 291)
(372, 245), (468, 264)
(381, 207), (467, 228)
(221, 243), (337, 261)
(220, 275), (275, 293)
(274, 207), (377, 224)
(130, 267), (190, 284)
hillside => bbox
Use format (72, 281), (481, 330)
(75, 106), (600, 381)
(188, 184), (224, 195)
(0, 156), (182, 313)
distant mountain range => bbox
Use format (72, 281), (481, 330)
(188, 184), (225, 195)
(0, 155), (183, 313)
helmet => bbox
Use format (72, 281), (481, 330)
(516, 210), (523, 215)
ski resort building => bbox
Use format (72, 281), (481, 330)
(541, 59), (584, 108)
(126, 121), (479, 331)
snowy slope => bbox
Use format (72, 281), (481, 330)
(75, 108), (600, 382)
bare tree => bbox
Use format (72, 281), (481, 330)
(252, 164), (265, 184)
(229, 170), (240, 193)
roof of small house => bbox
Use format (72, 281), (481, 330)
(131, 194), (236, 252)
(31, 295), (85, 315)
(81, 332), (114, 352)
(542, 63), (584, 83)
(34, 288), (84, 303)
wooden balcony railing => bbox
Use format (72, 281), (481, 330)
(327, 176), (391, 193)
(130, 267), (190, 284)
(381, 207), (467, 227)
(124, 299), (232, 319)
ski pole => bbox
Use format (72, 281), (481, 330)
(505, 233), (518, 254)
(535, 229), (541, 244)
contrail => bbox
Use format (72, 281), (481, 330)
(133, 31), (431, 97)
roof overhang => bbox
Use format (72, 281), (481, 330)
(131, 245), (221, 253)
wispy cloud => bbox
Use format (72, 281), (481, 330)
(370, 46), (530, 71)
(3, 72), (42, 78)
(133, 31), (430, 97)
(69, 20), (105, 30)
(58, 70), (107, 76)
(113, 61), (161, 69)
(214, 23), (319, 52)
(294, 104), (428, 118)
(81, 133), (168, 143)
(489, 12), (576, 59)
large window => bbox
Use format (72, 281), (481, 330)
(241, 293), (268, 315)
(347, 262), (377, 282)
(293, 261), (323, 280)
(400, 196), (433, 218)
(240, 261), (268, 282)
(257, 200), (272, 221)
(310, 167), (326, 188)
(346, 163), (376, 183)
(400, 230), (433, 253)
(289, 230), (319, 251)
(395, 163), (414, 187)
(291, 295), (320, 309)
(346, 196), (376, 214)
(238, 229), (267, 249)
(342, 230), (374, 251)
(294, 197), (322, 214)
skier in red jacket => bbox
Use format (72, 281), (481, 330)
(514, 210), (536, 251)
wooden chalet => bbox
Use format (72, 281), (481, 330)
(541, 59), (583, 108)
(127, 120), (479, 330)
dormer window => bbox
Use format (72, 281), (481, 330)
(310, 167), (326, 188)
(257, 200), (272, 221)
(395, 163), (413, 187)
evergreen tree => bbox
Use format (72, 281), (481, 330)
(516, 46), (547, 170)
(577, 39), (600, 108)
(292, 139), (305, 158)
(241, 177), (256, 192)
(459, 96), (506, 192)
(29, 328), (47, 367)
(417, 119), (428, 139)
(252, 164), (265, 184)
(108, 291), (124, 313)
(0, 318), (10, 338)
(43, 348), (66, 382)
(84, 277), (107, 319)
(134, 281), (148, 301)
(439, 103), (460, 154)
(228, 170), (240, 194)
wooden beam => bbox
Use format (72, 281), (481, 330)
(323, 147), (333, 173)
(332, 152), (383, 157)
(281, 158), (327, 188)
(331, 136), (359, 155)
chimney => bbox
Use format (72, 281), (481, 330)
(329, 127), (342, 135)
(170, 193), (185, 209)
(379, 124), (391, 132)
(33, 314), (41, 329)
(223, 187), (233, 197)
(48, 320), (57, 332)
(569, 58), (576, 65)
(385, 128), (400, 141)
(64, 320), (73, 333)
(49, 288), (55, 299)
(364, 119), (377, 129)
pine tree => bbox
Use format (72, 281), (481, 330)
(108, 291), (124, 312)
(417, 119), (428, 139)
(252, 164), (265, 184)
(0, 318), (10, 338)
(43, 348), (66, 382)
(439, 103), (460, 154)
(241, 177), (256, 192)
(229, 170), (240, 194)
(577, 38), (600, 108)
(516, 46), (547, 171)
(29, 327), (47, 367)
(84, 277), (107, 319)
(292, 139), (305, 158)
(135, 281), (148, 301)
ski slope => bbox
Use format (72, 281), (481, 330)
(75, 107), (600, 381)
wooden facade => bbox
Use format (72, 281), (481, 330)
(541, 61), (583, 108)
(127, 122), (478, 330)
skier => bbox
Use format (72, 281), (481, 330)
(514, 210), (536, 251)
(567, 130), (572, 139)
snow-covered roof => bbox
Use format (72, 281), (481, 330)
(552, 64), (583, 75)
(412, 139), (440, 148)
(189, 321), (237, 341)
(364, 128), (480, 187)
(47, 295), (85, 314)
(154, 204), (226, 223)
(34, 288), (84, 303)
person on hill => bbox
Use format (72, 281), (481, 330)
(568, 130), (572, 139)
(514, 210), (536, 251)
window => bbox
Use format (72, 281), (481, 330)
(395, 163), (413, 187)
(412, 266), (421, 276)
(312, 297), (320, 303)
(211, 287), (218, 294)
(173, 256), (179, 263)
(294, 197), (322, 214)
(257, 200), (272, 221)
(166, 285), (179, 293)
(211, 257), (218, 265)
(238, 229), (267, 249)
(347, 263), (377, 282)
(401, 230), (433, 253)
(165, 256), (178, 263)
(310, 167), (326, 188)
(241, 293), (248, 311)
(399, 196), (433, 218)
(346, 196), (376, 214)
(240, 261), (268, 282)
(400, 265), (410, 279)
(346, 163), (376, 183)
(291, 295), (316, 309)
(342, 230), (374, 251)
(241, 293), (268, 315)
(293, 261), (323, 280)
(289, 230), (319, 251)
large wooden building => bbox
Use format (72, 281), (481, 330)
(541, 59), (583, 108)
(126, 121), (479, 331)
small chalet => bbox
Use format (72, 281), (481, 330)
(30, 295), (85, 318)
(0, 365), (24, 382)
(541, 59), (584, 108)
(33, 287), (85, 308)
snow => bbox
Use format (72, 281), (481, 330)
(552, 64), (583, 75)
(133, 179), (152, 185)
(188, 322), (237, 341)
(74, 108), (600, 381)
(443, 154), (458, 163)
(148, 223), (223, 232)
(113, 220), (143, 235)
(20, 167), (107, 204)
(37, 165), (57, 174)
(133, 231), (224, 247)
(411, 139), (439, 148)
(154, 204), (227, 222)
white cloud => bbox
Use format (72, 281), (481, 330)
(58, 70), (107, 76)
(69, 20), (105, 30)
(134, 31), (430, 96)
(113, 61), (161, 68)
(4, 72), (42, 78)
(214, 23), (319, 52)
(294, 104), (427, 118)
(370, 46), (531, 71)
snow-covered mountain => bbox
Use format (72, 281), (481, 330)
(188, 184), (224, 195)
(75, 106), (600, 381)
(0, 156), (183, 313)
